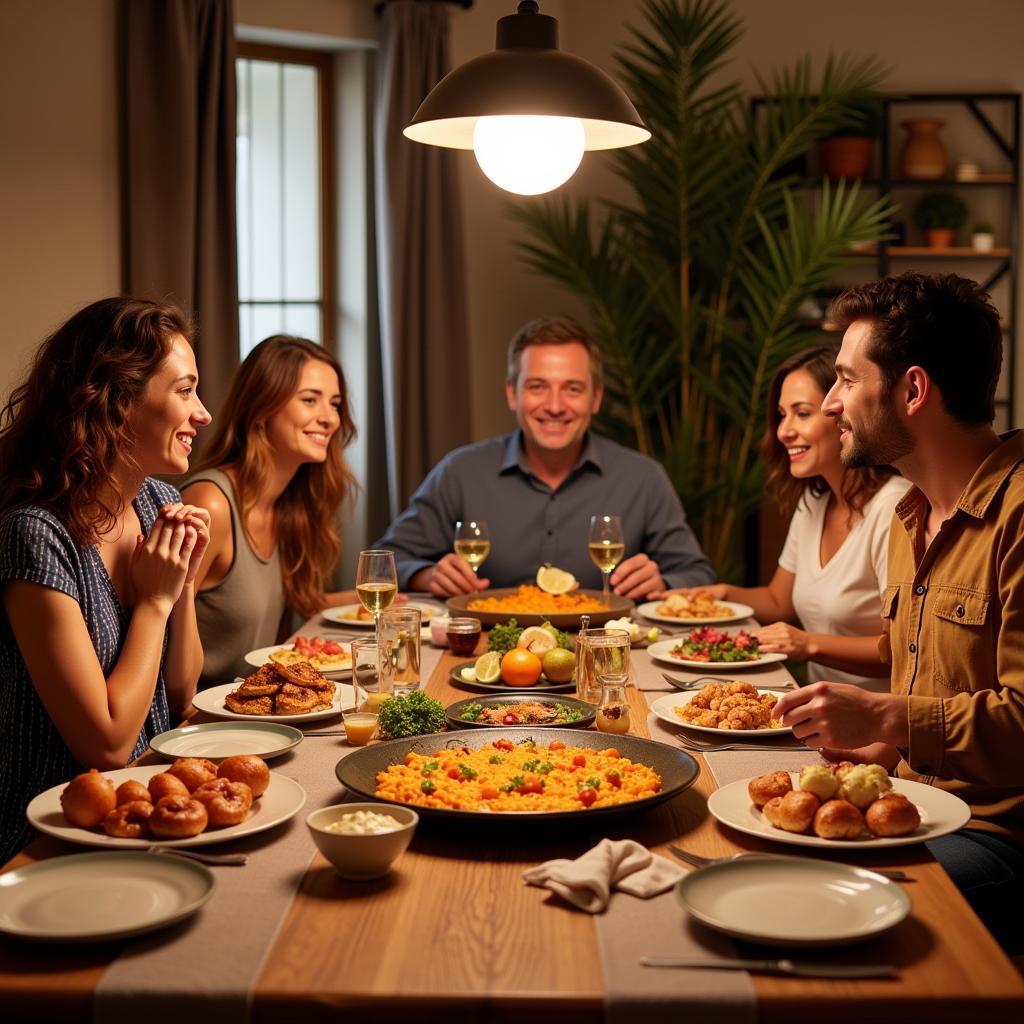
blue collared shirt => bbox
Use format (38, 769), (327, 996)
(375, 431), (714, 592)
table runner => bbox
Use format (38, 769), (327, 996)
(94, 643), (443, 1023)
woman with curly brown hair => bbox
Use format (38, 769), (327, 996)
(0, 297), (212, 861)
(182, 335), (359, 688)
(662, 344), (908, 689)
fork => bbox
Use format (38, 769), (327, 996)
(660, 672), (789, 692)
(676, 736), (805, 753)
(666, 843), (909, 881)
(147, 846), (248, 866)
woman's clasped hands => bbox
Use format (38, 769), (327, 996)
(130, 502), (211, 611)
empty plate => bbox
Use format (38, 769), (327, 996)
(0, 851), (215, 942)
(149, 721), (303, 761)
(676, 856), (910, 946)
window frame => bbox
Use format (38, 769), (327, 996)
(236, 41), (336, 351)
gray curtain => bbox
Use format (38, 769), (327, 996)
(121, 0), (239, 421)
(375, 1), (472, 516)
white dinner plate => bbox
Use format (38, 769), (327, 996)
(649, 691), (792, 736)
(321, 601), (443, 629)
(0, 851), (215, 943)
(243, 644), (353, 678)
(676, 856), (910, 946)
(647, 638), (787, 671)
(149, 721), (303, 761)
(192, 681), (355, 723)
(636, 599), (755, 626)
(707, 775), (971, 849)
(27, 764), (306, 850)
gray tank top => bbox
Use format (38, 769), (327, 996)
(185, 468), (287, 689)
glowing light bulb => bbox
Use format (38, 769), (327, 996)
(472, 115), (585, 195)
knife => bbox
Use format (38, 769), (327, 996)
(640, 957), (896, 978)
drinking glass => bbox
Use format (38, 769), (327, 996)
(588, 514), (625, 607)
(454, 520), (490, 579)
(380, 606), (422, 698)
(356, 549), (397, 645)
(574, 628), (631, 705)
(350, 638), (394, 714)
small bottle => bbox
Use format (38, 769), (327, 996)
(596, 679), (631, 734)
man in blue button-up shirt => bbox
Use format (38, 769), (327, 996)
(375, 317), (714, 600)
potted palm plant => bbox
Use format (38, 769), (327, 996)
(510, 0), (895, 580)
(912, 191), (968, 248)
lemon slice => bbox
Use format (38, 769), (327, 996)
(536, 564), (577, 595)
(460, 666), (477, 682)
(517, 625), (557, 655)
(473, 651), (502, 684)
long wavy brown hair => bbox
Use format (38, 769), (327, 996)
(0, 297), (189, 545)
(193, 336), (358, 618)
(758, 345), (896, 521)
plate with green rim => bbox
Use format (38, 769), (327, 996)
(445, 693), (596, 729)
(149, 721), (304, 761)
(0, 851), (215, 943)
(449, 661), (574, 694)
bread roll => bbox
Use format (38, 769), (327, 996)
(865, 794), (921, 837)
(748, 770), (793, 808)
(813, 798), (865, 840)
(217, 754), (270, 798)
(771, 789), (820, 833)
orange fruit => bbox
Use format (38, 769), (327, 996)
(500, 648), (543, 687)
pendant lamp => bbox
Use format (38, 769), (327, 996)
(403, 1), (650, 195)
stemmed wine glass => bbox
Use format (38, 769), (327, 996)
(588, 514), (624, 608)
(355, 549), (397, 646)
(454, 520), (490, 585)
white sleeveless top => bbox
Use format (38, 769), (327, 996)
(779, 476), (909, 691)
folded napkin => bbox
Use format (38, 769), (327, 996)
(523, 839), (684, 914)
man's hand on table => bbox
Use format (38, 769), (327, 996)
(818, 742), (903, 771)
(610, 554), (665, 600)
(774, 681), (910, 751)
(412, 554), (491, 598)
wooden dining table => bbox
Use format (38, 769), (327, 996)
(2, 634), (1023, 1023)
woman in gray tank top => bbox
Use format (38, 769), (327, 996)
(183, 336), (359, 689)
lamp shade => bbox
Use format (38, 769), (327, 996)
(403, 4), (650, 153)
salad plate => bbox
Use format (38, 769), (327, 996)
(647, 638), (787, 671)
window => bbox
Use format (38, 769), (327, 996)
(235, 44), (334, 356)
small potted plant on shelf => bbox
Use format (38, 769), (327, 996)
(972, 220), (995, 251)
(819, 95), (885, 181)
(912, 190), (968, 248)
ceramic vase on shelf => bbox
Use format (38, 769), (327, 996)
(900, 120), (947, 180)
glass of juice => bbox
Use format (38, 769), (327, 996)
(446, 617), (482, 657)
(343, 712), (378, 746)
(350, 638), (393, 714)
(381, 606), (422, 697)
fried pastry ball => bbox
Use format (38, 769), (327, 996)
(813, 798), (865, 840)
(192, 778), (253, 826)
(748, 770), (793, 808)
(60, 769), (117, 827)
(798, 764), (839, 801)
(149, 795), (208, 838)
(838, 764), (892, 810)
(865, 794), (921, 837)
(168, 757), (218, 792)
(115, 779), (152, 806)
(148, 771), (191, 802)
(103, 800), (154, 839)
(217, 755), (270, 798)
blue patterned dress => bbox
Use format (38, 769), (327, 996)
(0, 478), (179, 862)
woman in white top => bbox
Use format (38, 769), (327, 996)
(665, 345), (907, 690)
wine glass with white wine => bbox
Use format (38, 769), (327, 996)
(454, 520), (490, 585)
(355, 549), (398, 645)
(588, 514), (624, 608)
